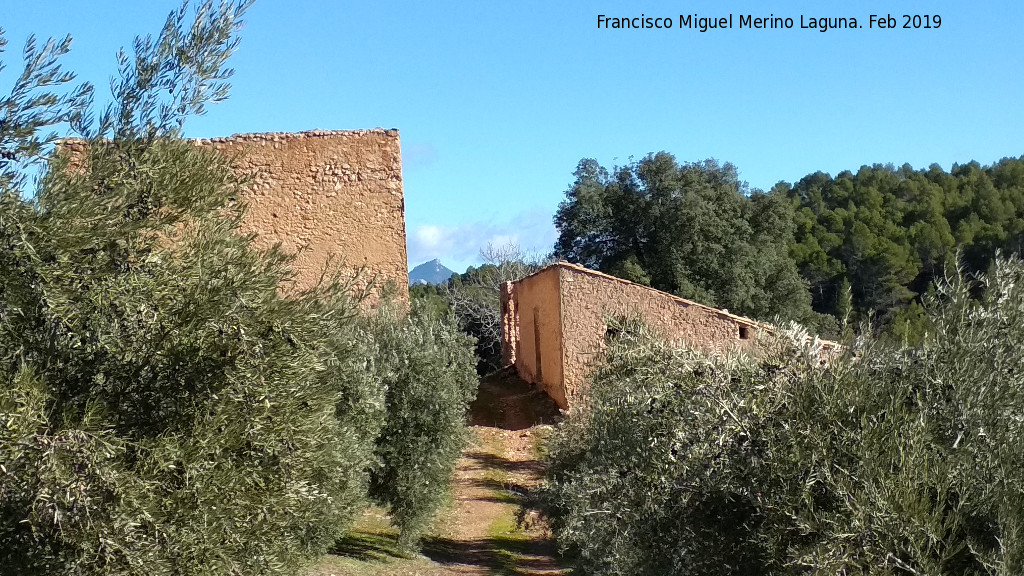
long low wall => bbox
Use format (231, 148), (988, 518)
(555, 264), (763, 405)
(501, 263), (769, 409)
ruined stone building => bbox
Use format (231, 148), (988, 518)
(62, 129), (409, 304)
(500, 262), (772, 409)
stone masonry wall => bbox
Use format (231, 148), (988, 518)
(203, 130), (408, 304)
(502, 262), (842, 409)
(60, 130), (409, 305)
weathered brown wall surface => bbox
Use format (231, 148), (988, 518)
(508, 267), (567, 407)
(501, 262), (766, 409)
(60, 130), (409, 304)
(556, 263), (761, 407)
(204, 130), (408, 303)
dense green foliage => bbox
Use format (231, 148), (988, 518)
(409, 270), (499, 373)
(410, 245), (542, 375)
(0, 138), (384, 574)
(407, 283), (449, 319)
(554, 154), (816, 324)
(554, 153), (1024, 341)
(782, 160), (1024, 340)
(537, 257), (1024, 575)
(0, 5), (384, 570)
(364, 305), (478, 548)
(0, 4), (479, 572)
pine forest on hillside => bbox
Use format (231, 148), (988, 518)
(552, 152), (1024, 342)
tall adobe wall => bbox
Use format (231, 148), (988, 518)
(202, 130), (408, 304)
(57, 129), (409, 304)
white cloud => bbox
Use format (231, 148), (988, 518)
(407, 206), (557, 273)
(414, 225), (447, 249)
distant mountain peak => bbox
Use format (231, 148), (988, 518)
(409, 259), (455, 285)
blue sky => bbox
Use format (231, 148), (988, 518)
(4, 1), (1023, 272)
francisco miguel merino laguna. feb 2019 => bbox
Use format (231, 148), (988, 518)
(596, 13), (942, 32)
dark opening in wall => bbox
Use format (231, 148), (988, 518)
(533, 308), (543, 381)
(738, 324), (750, 340)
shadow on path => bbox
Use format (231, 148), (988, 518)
(468, 369), (562, 431)
(423, 534), (564, 576)
(331, 528), (564, 576)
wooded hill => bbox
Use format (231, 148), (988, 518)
(553, 153), (1024, 341)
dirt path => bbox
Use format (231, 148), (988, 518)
(422, 426), (565, 576)
(311, 375), (566, 576)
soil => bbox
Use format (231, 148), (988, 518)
(469, 368), (562, 431)
(309, 373), (566, 576)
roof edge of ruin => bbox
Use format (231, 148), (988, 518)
(199, 128), (400, 143)
(56, 128), (400, 147)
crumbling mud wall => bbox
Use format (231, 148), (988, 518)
(501, 262), (766, 409)
(59, 129), (409, 306)
(203, 129), (408, 304)
(555, 263), (763, 407)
